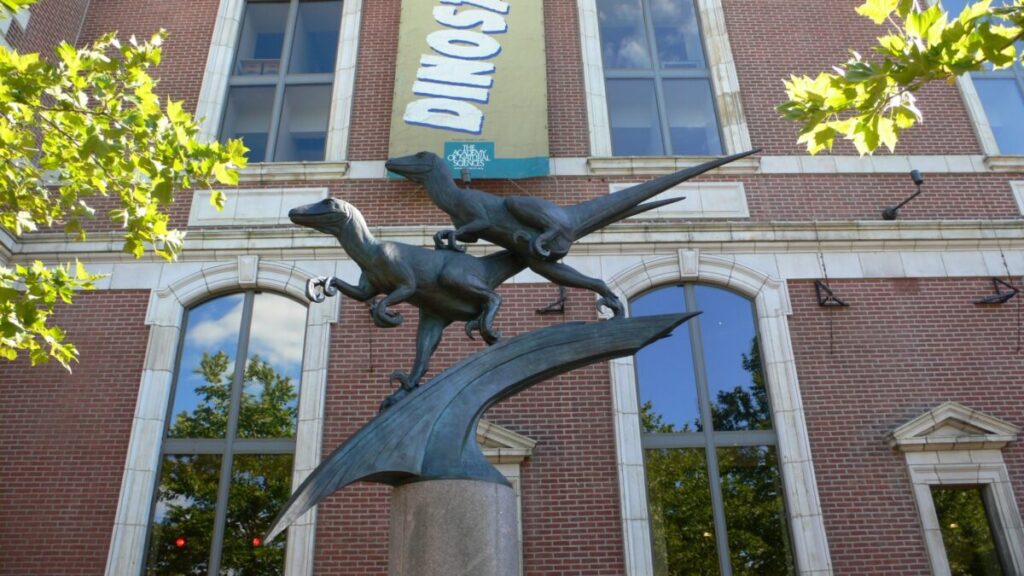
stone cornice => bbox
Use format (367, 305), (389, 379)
(9, 219), (1024, 264)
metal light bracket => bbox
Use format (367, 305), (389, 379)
(815, 280), (849, 307)
(536, 285), (567, 315)
(973, 278), (1019, 305)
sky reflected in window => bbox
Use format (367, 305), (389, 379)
(168, 294), (243, 439)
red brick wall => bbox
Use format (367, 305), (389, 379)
(313, 285), (626, 575)
(0, 291), (150, 575)
(5, 0), (89, 55)
(724, 0), (984, 157)
(77, 0), (220, 112)
(788, 278), (1024, 575)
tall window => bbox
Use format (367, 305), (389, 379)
(220, 0), (343, 163)
(944, 0), (1024, 154)
(596, 0), (723, 156)
(631, 285), (794, 575)
(145, 292), (308, 575)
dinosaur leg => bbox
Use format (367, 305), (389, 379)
(370, 284), (416, 328)
(449, 276), (503, 345)
(329, 273), (378, 301)
(391, 312), (448, 390)
(528, 259), (625, 318)
(433, 219), (490, 252)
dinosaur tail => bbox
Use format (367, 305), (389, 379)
(481, 250), (528, 287)
(570, 148), (759, 239)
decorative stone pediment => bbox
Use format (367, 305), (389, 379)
(889, 402), (1020, 452)
(477, 420), (537, 464)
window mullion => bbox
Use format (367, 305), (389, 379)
(266, 0), (302, 162)
(639, 0), (673, 155)
(207, 291), (256, 575)
(684, 285), (733, 576)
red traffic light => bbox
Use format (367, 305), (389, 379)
(175, 537), (186, 548)
(252, 537), (262, 547)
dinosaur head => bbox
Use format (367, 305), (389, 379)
(385, 151), (450, 183)
(288, 198), (356, 235)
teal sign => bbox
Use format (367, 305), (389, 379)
(443, 141), (547, 179)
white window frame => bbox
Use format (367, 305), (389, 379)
(577, 0), (752, 167)
(890, 401), (1024, 576)
(931, 0), (1024, 170)
(105, 256), (339, 576)
(195, 0), (362, 177)
(606, 250), (833, 575)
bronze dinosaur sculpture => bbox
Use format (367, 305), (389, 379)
(384, 148), (759, 316)
(289, 198), (526, 405)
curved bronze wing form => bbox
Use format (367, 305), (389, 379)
(265, 312), (697, 542)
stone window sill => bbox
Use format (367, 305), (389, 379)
(985, 155), (1024, 172)
(238, 161), (349, 183)
(587, 155), (760, 176)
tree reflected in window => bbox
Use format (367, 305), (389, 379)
(145, 292), (306, 575)
(633, 284), (794, 575)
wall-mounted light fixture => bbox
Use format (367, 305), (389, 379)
(883, 170), (925, 220)
(973, 278), (1020, 305)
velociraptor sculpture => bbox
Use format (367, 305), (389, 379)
(385, 149), (759, 317)
(289, 198), (526, 405)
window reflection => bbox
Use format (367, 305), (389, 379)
(718, 447), (794, 576)
(597, 0), (652, 69)
(146, 454), (222, 574)
(221, 454), (295, 574)
(645, 446), (719, 575)
(149, 291), (306, 575)
(933, 486), (1007, 576)
(288, 0), (342, 74)
(238, 293), (306, 438)
(694, 286), (771, 432)
(168, 294), (244, 439)
(633, 286), (702, 430)
(631, 284), (794, 575)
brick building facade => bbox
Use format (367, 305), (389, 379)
(1, 0), (1023, 575)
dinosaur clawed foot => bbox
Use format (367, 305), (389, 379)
(433, 229), (466, 252)
(305, 276), (339, 303)
(379, 370), (418, 413)
(598, 294), (626, 318)
(390, 370), (418, 391)
(465, 319), (501, 345)
(370, 299), (404, 328)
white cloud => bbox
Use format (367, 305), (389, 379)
(188, 295), (306, 370)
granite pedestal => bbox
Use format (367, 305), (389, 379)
(389, 479), (519, 576)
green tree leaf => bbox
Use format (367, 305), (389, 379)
(0, 31), (248, 368)
(779, 0), (1023, 155)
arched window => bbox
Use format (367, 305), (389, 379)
(631, 284), (795, 575)
(144, 291), (307, 575)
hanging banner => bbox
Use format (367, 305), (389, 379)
(388, 0), (549, 179)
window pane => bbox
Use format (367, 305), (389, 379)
(633, 286), (702, 431)
(168, 295), (245, 439)
(973, 77), (1024, 154)
(694, 286), (770, 432)
(220, 454), (294, 575)
(663, 79), (721, 155)
(146, 454), (222, 574)
(932, 486), (1007, 576)
(651, 0), (705, 68)
(645, 448), (719, 575)
(273, 84), (330, 162)
(234, 1), (289, 76)
(221, 86), (276, 163)
(289, 0), (342, 74)
(608, 79), (665, 156)
(718, 446), (795, 576)
(237, 293), (306, 438)
(597, 0), (652, 69)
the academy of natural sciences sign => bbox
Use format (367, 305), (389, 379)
(388, 0), (549, 179)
